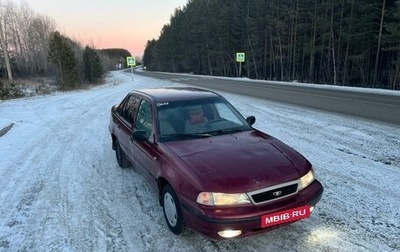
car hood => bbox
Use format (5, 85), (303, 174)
(164, 130), (311, 193)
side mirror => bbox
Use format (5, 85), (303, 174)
(131, 130), (148, 141)
(246, 116), (256, 126)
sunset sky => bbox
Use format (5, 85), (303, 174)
(22, 0), (188, 57)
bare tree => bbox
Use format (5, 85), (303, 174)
(372, 0), (386, 87)
(0, 0), (56, 78)
(0, 1), (13, 80)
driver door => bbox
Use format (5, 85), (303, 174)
(129, 99), (159, 186)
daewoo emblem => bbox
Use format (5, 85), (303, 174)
(273, 190), (282, 197)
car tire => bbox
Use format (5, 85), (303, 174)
(115, 140), (131, 168)
(162, 185), (184, 235)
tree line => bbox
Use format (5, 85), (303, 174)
(0, 0), (131, 90)
(143, 0), (400, 90)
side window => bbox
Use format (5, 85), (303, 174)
(119, 95), (140, 124)
(136, 100), (153, 139)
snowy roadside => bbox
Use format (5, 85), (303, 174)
(0, 71), (399, 251)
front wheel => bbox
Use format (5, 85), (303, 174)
(115, 140), (131, 168)
(162, 185), (184, 235)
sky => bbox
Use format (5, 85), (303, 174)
(21, 0), (188, 57)
(0, 71), (399, 251)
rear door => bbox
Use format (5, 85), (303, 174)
(114, 94), (141, 158)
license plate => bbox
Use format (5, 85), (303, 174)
(261, 205), (311, 228)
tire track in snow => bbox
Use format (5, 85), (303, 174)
(0, 79), (133, 251)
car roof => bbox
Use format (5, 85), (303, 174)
(131, 87), (221, 103)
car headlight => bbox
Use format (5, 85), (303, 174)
(196, 192), (251, 206)
(299, 169), (315, 190)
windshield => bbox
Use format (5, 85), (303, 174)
(157, 97), (251, 142)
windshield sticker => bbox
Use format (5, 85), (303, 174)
(157, 102), (169, 107)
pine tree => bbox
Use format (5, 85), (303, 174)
(83, 46), (104, 84)
(48, 31), (79, 89)
(142, 0), (400, 89)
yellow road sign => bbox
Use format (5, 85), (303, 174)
(127, 56), (136, 66)
(236, 52), (245, 62)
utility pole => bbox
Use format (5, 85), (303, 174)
(0, 17), (13, 80)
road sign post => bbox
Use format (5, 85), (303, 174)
(236, 52), (245, 77)
(126, 57), (136, 81)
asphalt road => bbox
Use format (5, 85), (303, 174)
(133, 70), (400, 126)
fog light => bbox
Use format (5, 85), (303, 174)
(217, 230), (242, 238)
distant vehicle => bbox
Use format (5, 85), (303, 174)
(108, 87), (323, 239)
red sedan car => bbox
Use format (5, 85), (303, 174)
(108, 87), (323, 239)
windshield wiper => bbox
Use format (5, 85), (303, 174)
(164, 133), (212, 139)
(205, 128), (247, 135)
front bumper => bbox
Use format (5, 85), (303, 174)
(181, 179), (323, 239)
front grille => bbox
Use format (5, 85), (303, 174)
(248, 182), (298, 205)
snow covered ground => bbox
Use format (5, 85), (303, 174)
(0, 71), (399, 252)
